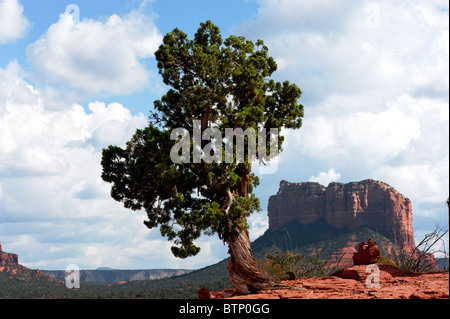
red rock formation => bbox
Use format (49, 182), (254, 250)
(0, 240), (19, 264)
(353, 238), (381, 265)
(0, 253), (18, 264)
(197, 287), (212, 299)
(268, 179), (415, 252)
(330, 246), (357, 267)
(0, 240), (60, 285)
(214, 266), (449, 299)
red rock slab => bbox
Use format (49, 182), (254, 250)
(222, 267), (449, 299)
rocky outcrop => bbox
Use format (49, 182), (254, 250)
(197, 287), (212, 299)
(268, 179), (415, 252)
(0, 240), (19, 264)
(212, 266), (449, 299)
(353, 239), (380, 265)
(0, 240), (57, 285)
(0, 253), (18, 264)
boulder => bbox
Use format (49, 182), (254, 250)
(352, 238), (380, 265)
(197, 287), (211, 299)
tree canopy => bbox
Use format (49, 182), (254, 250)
(101, 20), (304, 293)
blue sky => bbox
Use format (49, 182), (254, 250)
(0, 0), (448, 270)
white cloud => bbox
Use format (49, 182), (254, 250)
(247, 212), (269, 241)
(236, 0), (448, 212)
(0, 6), (227, 270)
(1, 62), (147, 174)
(0, 0), (29, 44)
(0, 63), (157, 268)
(26, 10), (162, 97)
(236, 0), (449, 101)
(85, 101), (145, 147)
(299, 99), (422, 166)
(309, 168), (341, 186)
(375, 157), (449, 205)
(289, 93), (448, 205)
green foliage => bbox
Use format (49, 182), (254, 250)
(0, 259), (232, 299)
(259, 250), (302, 280)
(385, 225), (448, 272)
(0, 275), (232, 299)
(376, 255), (398, 267)
(258, 249), (335, 280)
(252, 221), (396, 261)
(101, 20), (303, 258)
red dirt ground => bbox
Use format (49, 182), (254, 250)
(210, 265), (449, 299)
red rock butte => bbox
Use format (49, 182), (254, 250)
(268, 179), (415, 252)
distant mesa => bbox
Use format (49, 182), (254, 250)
(41, 268), (194, 283)
(0, 239), (193, 284)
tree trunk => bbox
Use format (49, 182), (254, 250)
(221, 164), (284, 295)
(225, 227), (281, 294)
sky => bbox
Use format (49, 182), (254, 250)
(0, 0), (448, 270)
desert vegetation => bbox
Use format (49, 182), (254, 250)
(258, 249), (338, 281)
(256, 224), (449, 282)
(386, 225), (448, 272)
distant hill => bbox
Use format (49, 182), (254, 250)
(41, 268), (193, 284)
(0, 260), (68, 298)
(1, 256), (230, 298)
(436, 258), (449, 271)
(252, 218), (351, 256)
(251, 220), (396, 267)
(135, 222), (398, 292)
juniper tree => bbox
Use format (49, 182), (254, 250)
(101, 21), (304, 294)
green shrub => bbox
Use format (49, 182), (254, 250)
(377, 255), (397, 267)
(258, 248), (336, 280)
(386, 225), (448, 272)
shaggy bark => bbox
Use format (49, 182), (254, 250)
(225, 227), (281, 294)
(222, 188), (282, 295)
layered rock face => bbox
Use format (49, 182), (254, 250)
(268, 179), (415, 251)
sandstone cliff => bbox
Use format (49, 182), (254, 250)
(267, 179), (415, 252)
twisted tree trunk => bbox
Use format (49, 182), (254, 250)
(222, 187), (282, 295)
(225, 227), (280, 294)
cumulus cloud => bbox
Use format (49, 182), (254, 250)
(299, 98), (422, 166)
(375, 158), (449, 205)
(0, 5), (226, 270)
(0, 0), (29, 44)
(0, 63), (147, 176)
(0, 62), (156, 268)
(236, 0), (449, 211)
(238, 0), (449, 101)
(26, 10), (162, 97)
(309, 169), (341, 186)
